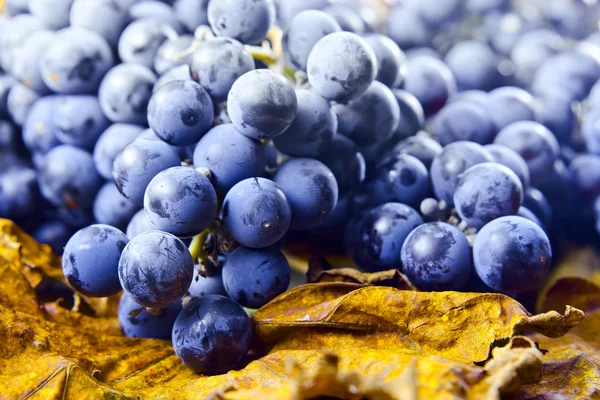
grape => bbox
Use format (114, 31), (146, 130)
(69, 0), (131, 48)
(38, 145), (103, 209)
(450, 90), (489, 105)
(22, 96), (60, 156)
(510, 29), (564, 87)
(222, 246), (290, 308)
(32, 220), (73, 255)
(323, 3), (367, 34)
(0, 167), (40, 220)
(113, 138), (181, 207)
(188, 267), (227, 298)
(93, 182), (139, 231)
(173, 0), (210, 32)
(0, 120), (23, 155)
(483, 87), (536, 132)
(130, 0), (182, 31)
(7, 83), (40, 126)
(333, 81), (400, 147)
(444, 41), (501, 91)
(539, 91), (577, 145)
(430, 141), (494, 204)
(10, 29), (55, 94)
(126, 209), (155, 239)
(0, 75), (15, 119)
(28, 0), (74, 30)
(518, 206), (543, 228)
(404, 0), (464, 26)
(369, 154), (429, 208)
(493, 121), (560, 185)
(189, 37), (255, 102)
(316, 135), (365, 197)
(99, 63), (157, 124)
(154, 35), (194, 75)
(386, 7), (432, 50)
(144, 166), (218, 237)
(545, 0), (596, 40)
(483, 11), (544, 56)
(221, 177), (291, 248)
(273, 89), (336, 157)
(568, 155), (600, 201)
(227, 70), (297, 140)
(582, 108), (600, 154)
(306, 31), (377, 102)
(93, 123), (144, 180)
(40, 28), (114, 94)
(401, 222), (472, 291)
(273, 158), (338, 230)
(62, 224), (128, 297)
(403, 56), (457, 117)
(118, 292), (182, 339)
(118, 19), (175, 70)
(154, 64), (192, 94)
(364, 34), (405, 88)
(589, 80), (600, 108)
(172, 295), (252, 375)
(5, 0), (29, 15)
(454, 163), (524, 229)
(466, 0), (509, 14)
(430, 100), (496, 146)
(277, 0), (330, 28)
(391, 135), (443, 169)
(0, 14), (45, 72)
(282, 10), (341, 72)
(485, 144), (531, 188)
(119, 230), (194, 308)
(473, 216), (552, 294)
(54, 95), (110, 149)
(523, 187), (552, 228)
(147, 80), (214, 146)
(345, 203), (423, 272)
(192, 124), (267, 194)
(207, 0), (273, 45)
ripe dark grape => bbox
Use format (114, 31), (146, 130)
(0, 167), (40, 220)
(126, 209), (155, 240)
(29, 0), (73, 30)
(207, 0), (273, 45)
(154, 64), (192, 94)
(444, 40), (501, 91)
(485, 144), (531, 188)
(6, 83), (39, 126)
(391, 134), (442, 169)
(316, 135), (366, 197)
(22, 96), (60, 156)
(11, 30), (54, 94)
(118, 19), (173, 69)
(154, 35), (194, 75)
(188, 267), (227, 298)
(369, 154), (430, 208)
(387, 7), (433, 50)
(483, 87), (536, 132)
(403, 56), (456, 116)
(119, 292), (182, 339)
(54, 95), (110, 149)
(430, 100), (496, 146)
(93, 182), (139, 231)
(69, 0), (131, 47)
(364, 33), (405, 88)
(173, 0), (210, 32)
(93, 123), (144, 180)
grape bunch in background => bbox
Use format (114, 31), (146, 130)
(2, 0), (600, 375)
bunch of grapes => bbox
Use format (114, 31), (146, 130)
(2, 0), (600, 375)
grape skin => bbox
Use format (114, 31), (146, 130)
(118, 292), (182, 339)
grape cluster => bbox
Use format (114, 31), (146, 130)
(2, 0), (600, 376)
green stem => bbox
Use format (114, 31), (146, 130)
(189, 230), (209, 263)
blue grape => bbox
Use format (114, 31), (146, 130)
(466, 0), (509, 14)
(126, 209), (155, 239)
(518, 206), (543, 228)
(473, 216), (551, 294)
(118, 19), (175, 70)
(369, 153), (429, 208)
(147, 80), (214, 146)
(323, 3), (367, 34)
(28, 0), (74, 29)
(40, 28), (114, 94)
(523, 187), (552, 227)
(69, 0), (131, 48)
(539, 91), (577, 145)
(282, 10), (341, 72)
(445, 41), (501, 92)
(119, 230), (194, 308)
(189, 37), (255, 102)
(0, 14), (45, 72)
(345, 202), (423, 272)
(454, 163), (524, 229)
(404, 0), (464, 26)
(306, 31), (377, 102)
(93, 123), (144, 180)
(113, 138), (181, 207)
(387, 7), (432, 49)
(54, 95), (110, 149)
(11, 29), (55, 94)
(38, 145), (103, 209)
(144, 166), (218, 237)
(173, 0), (210, 32)
(485, 144), (531, 188)
(510, 29), (564, 87)
(188, 267), (227, 298)
(130, 0), (182, 31)
(193, 124), (267, 194)
(545, 0), (597, 40)
(493, 121), (560, 185)
(7, 83), (40, 126)
(273, 158), (338, 230)
(277, 0), (330, 27)
(154, 64), (191, 93)
(99, 63), (157, 124)
(5, 0), (29, 15)
(401, 222), (472, 291)
(430, 141), (493, 204)
(172, 295), (252, 375)
(483, 87), (536, 132)
(568, 155), (600, 201)
(222, 245), (290, 308)
(221, 177), (291, 248)
(118, 292), (182, 339)
(403, 56), (457, 117)
(582, 108), (600, 154)
(93, 182), (139, 231)
(0, 167), (40, 220)
(449, 90), (489, 105)
(273, 89), (336, 157)
(62, 224), (128, 297)
(0, 120), (22, 155)
(0, 74), (15, 119)
(227, 69), (297, 140)
(430, 100), (496, 146)
(316, 135), (365, 196)
(391, 134), (442, 169)
(207, 0), (273, 45)
(364, 33), (405, 88)
(589, 80), (600, 108)
(22, 96), (60, 156)
(482, 11), (544, 56)
(333, 81), (400, 147)
(154, 35), (194, 75)
(32, 220), (73, 255)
